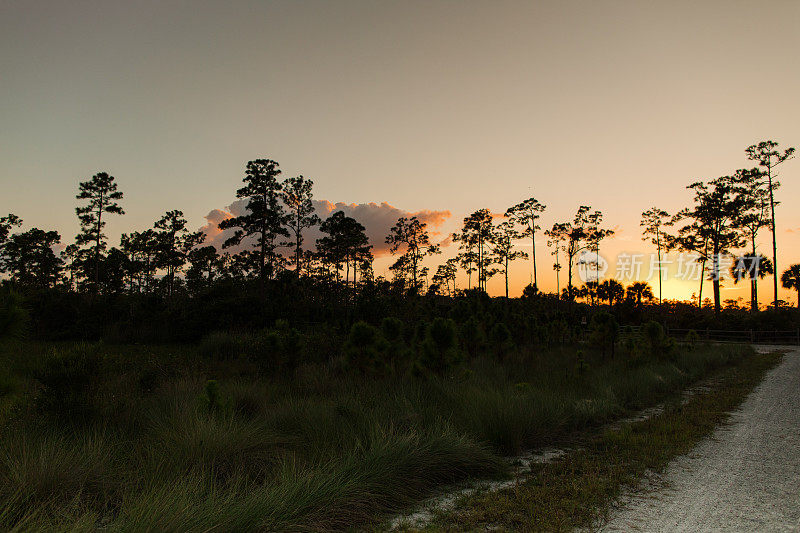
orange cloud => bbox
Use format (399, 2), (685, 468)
(199, 199), (451, 257)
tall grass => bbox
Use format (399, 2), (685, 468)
(0, 340), (752, 530)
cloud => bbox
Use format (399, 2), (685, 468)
(199, 199), (451, 257)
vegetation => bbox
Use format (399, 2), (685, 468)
(0, 138), (796, 530)
(427, 348), (782, 531)
(0, 334), (754, 531)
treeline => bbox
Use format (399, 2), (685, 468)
(1, 141), (800, 343)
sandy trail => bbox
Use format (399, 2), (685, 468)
(599, 346), (800, 532)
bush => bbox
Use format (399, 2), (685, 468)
(589, 312), (619, 359)
(380, 317), (403, 343)
(458, 317), (486, 357)
(344, 321), (385, 373)
(642, 320), (674, 358)
(419, 318), (460, 374)
(33, 344), (103, 419)
(685, 329), (700, 348)
(489, 322), (513, 358)
(199, 326), (304, 373)
(198, 332), (242, 360)
(0, 289), (28, 341)
(202, 380), (223, 413)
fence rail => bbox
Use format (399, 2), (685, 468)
(625, 325), (800, 345)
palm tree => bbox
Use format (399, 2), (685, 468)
(597, 279), (625, 307)
(730, 254), (773, 312)
(626, 282), (654, 307)
(780, 264), (800, 309)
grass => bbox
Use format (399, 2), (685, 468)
(0, 339), (759, 531)
(425, 349), (783, 531)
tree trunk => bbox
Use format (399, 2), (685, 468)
(531, 228), (537, 289)
(567, 254), (573, 301)
(296, 224), (301, 277)
(94, 196), (104, 294)
(698, 257), (706, 308)
(504, 256), (509, 298)
(750, 240), (758, 313)
(712, 247), (721, 314)
(555, 251), (560, 298)
(768, 166), (778, 308)
(656, 230), (662, 304)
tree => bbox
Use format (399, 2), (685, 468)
(457, 209), (495, 291)
(452, 231), (477, 289)
(597, 279), (625, 307)
(186, 245), (224, 291)
(546, 226), (565, 298)
(732, 167), (773, 312)
(0, 228), (64, 288)
(640, 207), (671, 303)
(431, 258), (458, 296)
(218, 159), (289, 282)
(75, 172), (124, 292)
(505, 198), (546, 289)
(585, 210), (614, 283)
(671, 176), (746, 314)
(317, 211), (372, 288)
(626, 281), (654, 307)
(61, 244), (81, 290)
(153, 210), (204, 296)
(491, 219), (528, 298)
(386, 216), (440, 292)
(746, 141), (795, 309)
(281, 175), (320, 276)
(0, 213), (23, 279)
(120, 229), (159, 292)
(589, 311), (619, 360)
(731, 254), (773, 312)
(101, 247), (130, 294)
(580, 281), (598, 305)
(544, 206), (599, 301)
(780, 264), (800, 309)
(0, 214), (22, 245)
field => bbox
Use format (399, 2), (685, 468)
(0, 334), (754, 532)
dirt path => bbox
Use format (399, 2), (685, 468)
(599, 347), (800, 532)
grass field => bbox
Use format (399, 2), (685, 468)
(425, 349), (782, 531)
(0, 338), (755, 531)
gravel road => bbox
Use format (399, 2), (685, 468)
(599, 346), (800, 532)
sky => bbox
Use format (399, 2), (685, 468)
(2, 1), (799, 303)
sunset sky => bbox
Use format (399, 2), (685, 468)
(2, 1), (799, 303)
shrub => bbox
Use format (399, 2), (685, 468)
(0, 289), (28, 341)
(458, 317), (486, 357)
(380, 317), (403, 343)
(203, 380), (223, 413)
(685, 329), (700, 348)
(589, 312), (619, 359)
(344, 321), (385, 373)
(198, 332), (242, 360)
(252, 331), (281, 372)
(642, 320), (674, 358)
(419, 318), (460, 374)
(33, 344), (103, 419)
(546, 319), (570, 345)
(576, 349), (588, 376)
(489, 322), (513, 358)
